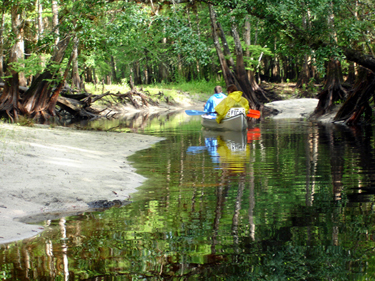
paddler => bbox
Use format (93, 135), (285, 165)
(214, 84), (250, 123)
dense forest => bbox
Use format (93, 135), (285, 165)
(1, 0), (375, 124)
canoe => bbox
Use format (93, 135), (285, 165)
(201, 112), (248, 131)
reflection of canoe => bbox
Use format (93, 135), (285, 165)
(203, 129), (249, 173)
(201, 113), (248, 131)
(202, 130), (247, 147)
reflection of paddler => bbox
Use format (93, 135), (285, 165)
(216, 136), (250, 173)
(215, 84), (250, 124)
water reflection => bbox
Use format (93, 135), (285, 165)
(2, 118), (375, 279)
(71, 109), (189, 133)
(187, 129), (260, 174)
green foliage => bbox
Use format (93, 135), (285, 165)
(2, 0), (375, 101)
(8, 54), (50, 77)
(243, 45), (273, 70)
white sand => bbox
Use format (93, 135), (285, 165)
(0, 123), (164, 244)
(265, 98), (319, 119)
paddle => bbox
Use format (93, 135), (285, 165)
(185, 109), (261, 119)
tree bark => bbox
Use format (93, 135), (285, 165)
(21, 35), (72, 117)
(296, 55), (311, 88)
(217, 21), (235, 70)
(111, 55), (118, 84)
(208, 5), (236, 86)
(36, 0), (44, 40)
(71, 36), (81, 90)
(158, 29), (169, 83)
(0, 11), (4, 81)
(312, 58), (346, 117)
(48, 50), (74, 115)
(344, 48), (375, 72)
(11, 6), (27, 87)
(296, 2), (312, 89)
(244, 16), (251, 80)
(230, 19), (259, 109)
(52, 0), (59, 44)
(333, 69), (374, 125)
(345, 62), (356, 85)
(0, 5), (26, 120)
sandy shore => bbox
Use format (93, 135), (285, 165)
(0, 123), (164, 244)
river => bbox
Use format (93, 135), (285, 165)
(1, 112), (375, 280)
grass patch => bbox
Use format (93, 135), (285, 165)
(85, 83), (131, 96)
(84, 79), (224, 104)
(146, 80), (222, 94)
(17, 116), (35, 127)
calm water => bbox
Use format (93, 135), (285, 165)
(1, 113), (375, 280)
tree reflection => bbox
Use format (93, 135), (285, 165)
(2, 121), (375, 279)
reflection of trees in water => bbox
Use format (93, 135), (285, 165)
(319, 124), (375, 202)
(318, 124), (346, 200)
(2, 123), (375, 279)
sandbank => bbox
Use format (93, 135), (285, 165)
(0, 123), (164, 244)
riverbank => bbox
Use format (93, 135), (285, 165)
(0, 123), (164, 244)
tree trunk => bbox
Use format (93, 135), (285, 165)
(333, 69), (374, 125)
(312, 58), (346, 117)
(230, 19), (259, 109)
(11, 6), (27, 87)
(48, 50), (74, 115)
(208, 5), (236, 86)
(111, 55), (117, 84)
(0, 11), (4, 81)
(144, 51), (150, 84)
(192, 4), (202, 79)
(0, 5), (25, 120)
(36, 0), (44, 40)
(158, 62), (169, 83)
(134, 61), (142, 84)
(158, 29), (169, 83)
(85, 67), (93, 83)
(52, 0), (59, 44)
(271, 39), (281, 83)
(71, 36), (81, 90)
(20, 35), (71, 117)
(243, 19), (267, 101)
(344, 48), (375, 72)
(217, 21), (235, 70)
(244, 16), (251, 80)
(345, 62), (356, 85)
(296, 55), (311, 88)
(296, 2), (313, 89)
(106, 74), (111, 85)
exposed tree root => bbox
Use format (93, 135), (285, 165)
(312, 58), (347, 118)
(333, 70), (375, 125)
(0, 81), (173, 122)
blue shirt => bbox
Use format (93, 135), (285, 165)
(204, 93), (227, 116)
